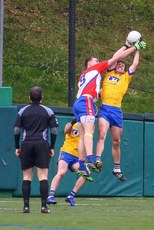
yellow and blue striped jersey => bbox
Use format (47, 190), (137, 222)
(60, 123), (79, 158)
(100, 69), (133, 108)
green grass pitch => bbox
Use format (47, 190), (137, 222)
(0, 197), (154, 230)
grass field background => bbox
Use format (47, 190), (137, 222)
(3, 0), (154, 113)
(0, 197), (154, 230)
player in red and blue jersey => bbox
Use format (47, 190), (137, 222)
(73, 41), (146, 180)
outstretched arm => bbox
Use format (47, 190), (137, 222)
(112, 46), (127, 56)
(108, 40), (146, 69)
(108, 45), (136, 68)
(129, 50), (140, 73)
(107, 45), (127, 70)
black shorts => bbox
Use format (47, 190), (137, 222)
(20, 140), (51, 170)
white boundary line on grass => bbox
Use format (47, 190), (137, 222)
(0, 224), (94, 230)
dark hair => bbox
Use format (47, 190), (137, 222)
(29, 86), (42, 102)
(117, 61), (127, 71)
(84, 56), (95, 68)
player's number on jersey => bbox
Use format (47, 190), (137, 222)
(79, 75), (86, 87)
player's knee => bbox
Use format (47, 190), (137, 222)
(98, 131), (106, 141)
(58, 170), (66, 179)
(112, 139), (120, 148)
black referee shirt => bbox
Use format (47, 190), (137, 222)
(14, 102), (58, 148)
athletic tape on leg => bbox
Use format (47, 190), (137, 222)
(85, 133), (93, 137)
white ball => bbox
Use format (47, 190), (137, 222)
(127, 31), (142, 44)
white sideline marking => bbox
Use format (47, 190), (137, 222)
(0, 197), (152, 205)
(0, 207), (18, 210)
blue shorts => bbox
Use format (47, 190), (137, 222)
(98, 104), (123, 128)
(73, 96), (97, 122)
(58, 151), (79, 172)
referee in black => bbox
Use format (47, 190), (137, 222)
(14, 86), (58, 214)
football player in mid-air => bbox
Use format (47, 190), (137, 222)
(73, 39), (146, 181)
(95, 39), (146, 182)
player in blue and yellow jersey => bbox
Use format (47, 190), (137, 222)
(47, 118), (90, 206)
(95, 46), (145, 182)
(73, 40), (146, 180)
